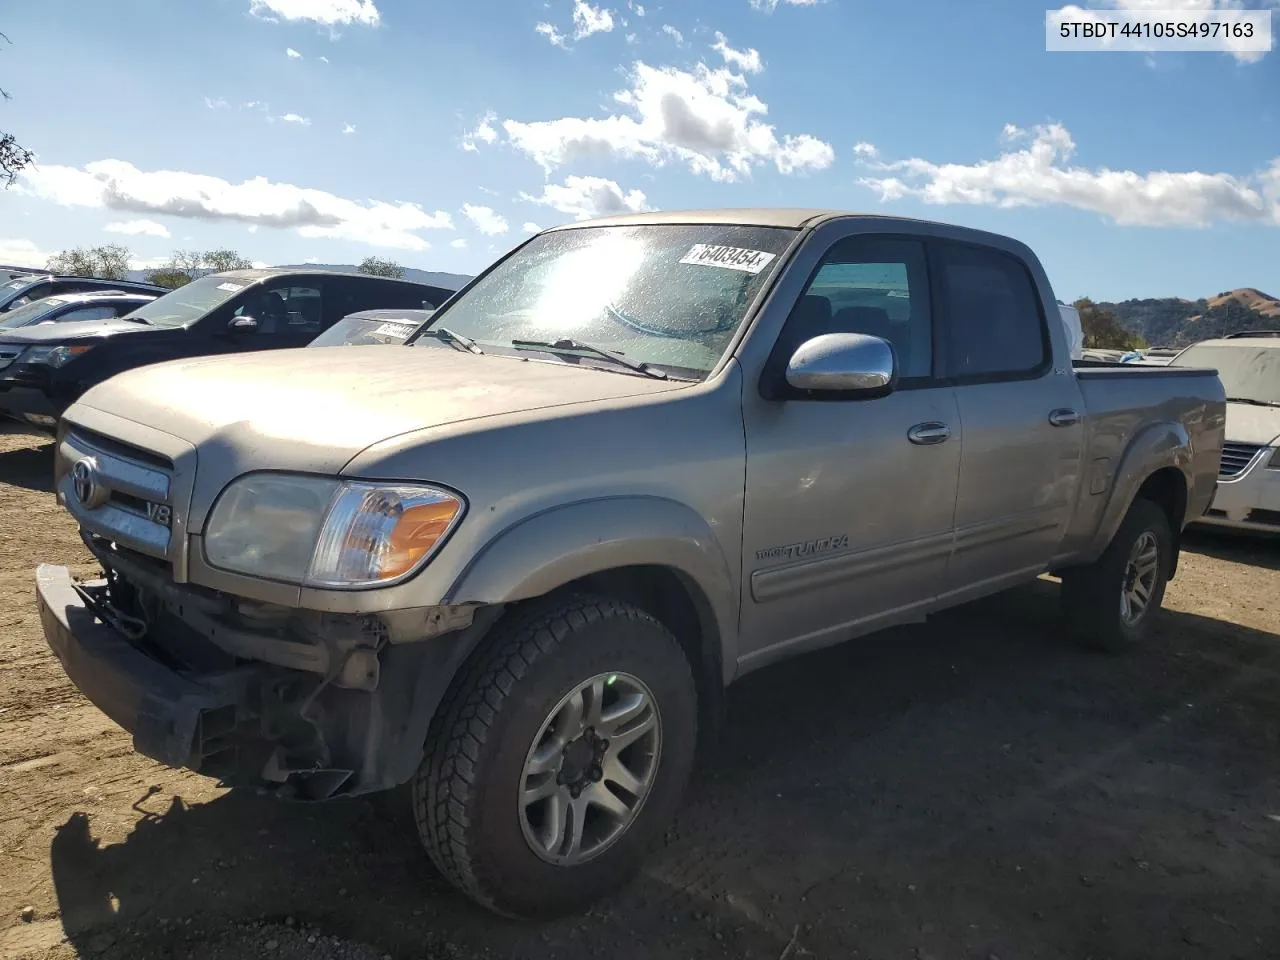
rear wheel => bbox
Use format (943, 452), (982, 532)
(1061, 497), (1172, 653)
(413, 594), (698, 918)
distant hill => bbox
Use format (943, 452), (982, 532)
(1099, 287), (1280, 347)
(125, 264), (473, 291)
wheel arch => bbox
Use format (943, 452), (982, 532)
(1087, 420), (1193, 575)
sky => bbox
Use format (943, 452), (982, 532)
(0, 0), (1277, 302)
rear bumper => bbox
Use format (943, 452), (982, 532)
(36, 563), (251, 770)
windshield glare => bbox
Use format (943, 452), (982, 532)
(416, 224), (795, 377)
(1172, 343), (1280, 405)
(0, 297), (64, 329)
(125, 274), (254, 327)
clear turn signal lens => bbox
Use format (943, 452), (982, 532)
(306, 483), (464, 587)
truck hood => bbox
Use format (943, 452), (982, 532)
(1223, 401), (1280, 446)
(0, 317), (153, 343)
(72, 344), (688, 476)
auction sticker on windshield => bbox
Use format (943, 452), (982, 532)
(216, 282), (246, 292)
(679, 244), (777, 274)
(374, 322), (415, 339)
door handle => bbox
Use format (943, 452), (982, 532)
(907, 421), (951, 445)
(1048, 408), (1082, 427)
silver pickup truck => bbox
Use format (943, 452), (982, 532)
(34, 209), (1225, 918)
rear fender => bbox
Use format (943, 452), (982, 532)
(1087, 420), (1192, 563)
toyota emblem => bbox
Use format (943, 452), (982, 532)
(71, 457), (107, 509)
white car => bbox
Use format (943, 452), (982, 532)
(1171, 333), (1280, 533)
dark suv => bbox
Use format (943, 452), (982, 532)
(0, 268), (455, 429)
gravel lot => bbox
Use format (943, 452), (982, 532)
(1, 426), (1278, 960)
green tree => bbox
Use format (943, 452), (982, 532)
(144, 268), (193, 290)
(1, 31), (33, 188)
(1074, 297), (1146, 351)
(146, 249), (253, 286)
(203, 249), (254, 274)
(47, 244), (132, 279)
(358, 256), (405, 279)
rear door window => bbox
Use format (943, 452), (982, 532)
(935, 243), (1048, 381)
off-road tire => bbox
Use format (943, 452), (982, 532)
(413, 593), (698, 918)
(1061, 497), (1172, 654)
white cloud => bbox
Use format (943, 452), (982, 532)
(204, 97), (229, 110)
(19, 159), (454, 251)
(538, 1), (615, 47)
(852, 141), (878, 158)
(521, 175), (650, 220)
(320, 55), (330, 62)
(749, 0), (821, 11)
(572, 0), (615, 39)
(248, 0), (379, 26)
(461, 203), (510, 235)
(629, 0), (646, 15)
(104, 218), (171, 238)
(342, 123), (356, 134)
(523, 222), (542, 233)
(856, 123), (1280, 227)
(711, 32), (762, 73)
(286, 47), (303, 59)
(278, 113), (311, 125)
(461, 112), (499, 152)
(502, 59), (833, 182)
(662, 24), (685, 44)
(536, 21), (569, 47)
(451, 238), (468, 249)
(0, 238), (52, 269)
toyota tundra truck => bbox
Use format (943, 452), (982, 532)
(34, 210), (1226, 918)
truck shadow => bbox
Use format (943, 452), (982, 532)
(47, 582), (1280, 960)
(0, 428), (55, 494)
(1183, 527), (1280, 571)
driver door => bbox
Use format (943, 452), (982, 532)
(737, 236), (962, 667)
(227, 282), (326, 351)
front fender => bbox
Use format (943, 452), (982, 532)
(444, 496), (740, 670)
(1089, 419), (1193, 559)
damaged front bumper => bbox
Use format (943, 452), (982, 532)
(35, 549), (497, 800)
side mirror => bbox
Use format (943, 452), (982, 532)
(228, 315), (258, 334)
(784, 332), (896, 398)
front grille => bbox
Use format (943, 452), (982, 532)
(1219, 441), (1265, 479)
(59, 428), (176, 562)
(0, 346), (22, 371)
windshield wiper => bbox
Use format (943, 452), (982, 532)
(510, 337), (668, 380)
(426, 325), (483, 355)
(1225, 396), (1280, 408)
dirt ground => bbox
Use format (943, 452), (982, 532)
(1, 426), (1278, 960)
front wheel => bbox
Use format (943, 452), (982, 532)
(413, 594), (698, 918)
(1061, 497), (1172, 653)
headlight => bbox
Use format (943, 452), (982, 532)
(204, 473), (465, 588)
(21, 344), (96, 367)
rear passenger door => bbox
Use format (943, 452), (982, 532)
(739, 236), (962, 664)
(932, 241), (1086, 603)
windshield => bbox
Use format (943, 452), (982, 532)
(1171, 343), (1280, 405)
(415, 224), (795, 377)
(310, 316), (421, 347)
(125, 274), (255, 328)
(0, 297), (66, 329)
(1, 277), (35, 293)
